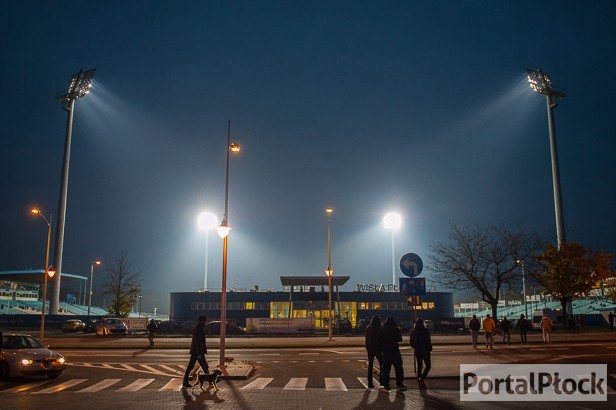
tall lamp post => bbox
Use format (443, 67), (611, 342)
(325, 208), (334, 341)
(31, 209), (53, 340)
(527, 68), (567, 249)
(197, 211), (218, 291)
(50, 68), (96, 315)
(517, 259), (528, 317)
(383, 213), (402, 287)
(216, 120), (241, 368)
(87, 260), (101, 317)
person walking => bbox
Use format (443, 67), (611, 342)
(364, 315), (382, 388)
(379, 317), (405, 391)
(182, 315), (209, 388)
(540, 315), (553, 343)
(146, 319), (158, 347)
(500, 316), (512, 344)
(482, 314), (496, 350)
(409, 317), (432, 389)
(468, 314), (480, 349)
(517, 314), (530, 344)
(609, 311), (615, 331)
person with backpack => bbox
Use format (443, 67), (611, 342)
(468, 314), (480, 349)
(409, 317), (433, 389)
(146, 319), (158, 347)
(499, 317), (512, 344)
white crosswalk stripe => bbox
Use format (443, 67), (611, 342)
(325, 377), (347, 391)
(357, 377), (370, 389)
(1, 380), (50, 393)
(117, 378), (155, 392)
(77, 379), (121, 393)
(283, 377), (308, 390)
(242, 378), (273, 390)
(33, 379), (87, 394)
(159, 378), (183, 391)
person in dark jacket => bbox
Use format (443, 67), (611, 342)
(364, 315), (382, 388)
(468, 314), (480, 349)
(182, 315), (209, 387)
(409, 317), (432, 388)
(500, 317), (512, 344)
(379, 317), (405, 391)
(147, 319), (158, 347)
(517, 314), (530, 344)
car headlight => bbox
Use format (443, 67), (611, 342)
(58, 357), (66, 364)
(21, 359), (33, 365)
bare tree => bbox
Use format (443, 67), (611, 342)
(429, 224), (542, 319)
(103, 250), (141, 317)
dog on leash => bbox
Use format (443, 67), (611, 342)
(192, 369), (223, 392)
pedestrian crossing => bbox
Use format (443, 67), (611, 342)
(1, 375), (615, 395)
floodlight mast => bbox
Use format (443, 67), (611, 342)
(526, 68), (567, 249)
(49, 68), (96, 315)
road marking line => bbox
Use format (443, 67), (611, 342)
(357, 377), (370, 389)
(160, 365), (183, 374)
(32, 379), (87, 394)
(284, 378), (307, 390)
(298, 353), (319, 355)
(2, 380), (50, 393)
(242, 378), (273, 390)
(117, 378), (155, 392)
(159, 378), (183, 391)
(259, 353), (280, 356)
(325, 377), (347, 391)
(76, 379), (121, 393)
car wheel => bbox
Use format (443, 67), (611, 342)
(0, 361), (10, 381)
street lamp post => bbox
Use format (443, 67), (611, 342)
(87, 260), (101, 317)
(138, 294), (143, 317)
(517, 259), (528, 317)
(50, 68), (96, 315)
(383, 213), (402, 287)
(216, 120), (241, 368)
(527, 68), (567, 250)
(31, 209), (53, 340)
(197, 212), (218, 291)
(325, 208), (334, 341)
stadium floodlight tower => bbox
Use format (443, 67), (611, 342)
(49, 68), (96, 315)
(526, 68), (567, 249)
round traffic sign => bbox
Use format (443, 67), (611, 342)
(399, 253), (423, 277)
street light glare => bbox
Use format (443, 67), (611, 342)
(383, 212), (402, 230)
(197, 212), (219, 231)
(56, 68), (96, 106)
(230, 143), (241, 152)
(31, 209), (40, 214)
(217, 225), (232, 238)
(326, 208), (333, 214)
(95, 260), (101, 265)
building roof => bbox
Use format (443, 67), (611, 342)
(0, 270), (87, 284)
(280, 275), (350, 287)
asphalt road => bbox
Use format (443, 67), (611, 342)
(1, 342), (615, 409)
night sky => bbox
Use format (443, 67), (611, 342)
(2, 2), (615, 314)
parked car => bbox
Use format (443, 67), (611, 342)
(96, 318), (128, 336)
(83, 318), (100, 333)
(0, 334), (67, 380)
(62, 319), (86, 333)
(204, 321), (245, 335)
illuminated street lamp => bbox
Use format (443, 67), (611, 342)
(50, 68), (96, 315)
(197, 211), (218, 290)
(87, 260), (102, 317)
(383, 212), (402, 287)
(527, 68), (567, 249)
(325, 207), (334, 341)
(31, 209), (53, 340)
(217, 120), (241, 368)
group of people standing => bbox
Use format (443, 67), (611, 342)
(365, 316), (432, 391)
(468, 313), (554, 348)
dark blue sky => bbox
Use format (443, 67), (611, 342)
(2, 1), (615, 314)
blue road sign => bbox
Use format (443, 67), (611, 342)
(399, 277), (426, 296)
(399, 253), (423, 277)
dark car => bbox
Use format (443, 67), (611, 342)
(83, 319), (100, 333)
(204, 321), (244, 335)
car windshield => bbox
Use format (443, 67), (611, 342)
(106, 319), (123, 325)
(3, 335), (46, 349)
